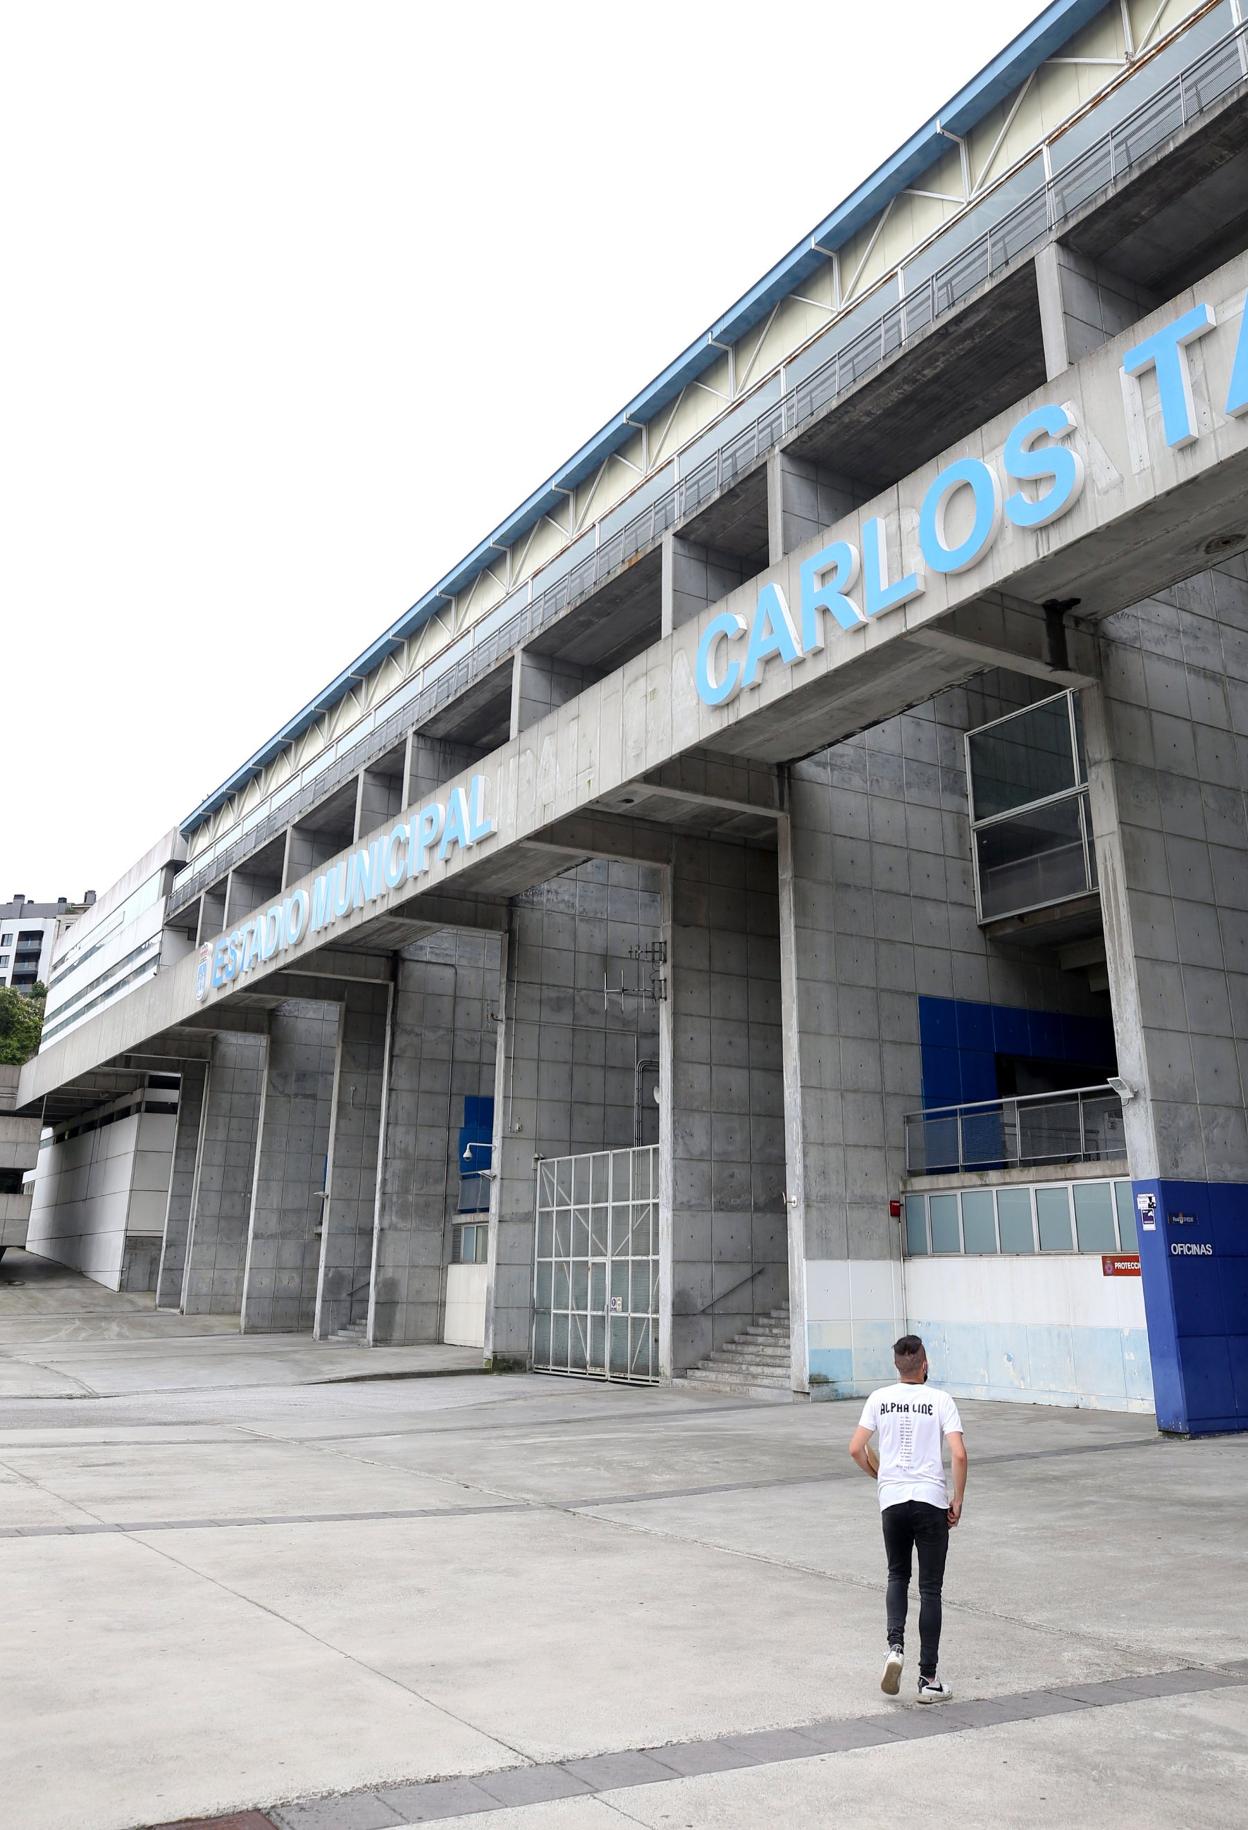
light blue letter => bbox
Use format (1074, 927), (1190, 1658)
(740, 583), (801, 690)
(919, 458), (1003, 575)
(862, 516), (923, 617)
(1003, 403), (1085, 530)
(1121, 302), (1215, 449)
(467, 775), (496, 842)
(1226, 296), (1248, 418)
(409, 802), (445, 878)
(440, 786), (471, 860)
(799, 540), (862, 650)
(695, 610), (745, 706)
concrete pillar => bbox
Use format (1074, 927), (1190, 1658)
(485, 860), (663, 1368)
(408, 736), (484, 806)
(1086, 562), (1248, 1435)
(315, 980), (392, 1339)
(283, 824), (333, 888)
(372, 931), (501, 1345)
(180, 1033), (266, 1315)
(1035, 243), (1157, 381)
(510, 648), (593, 739)
(224, 859), (280, 930)
(765, 449), (861, 564)
(660, 533), (749, 636)
(155, 1060), (208, 1309)
(241, 1000), (339, 1333)
(778, 689), (1113, 1399)
(355, 755), (405, 840)
(195, 886), (226, 947)
(661, 838), (787, 1376)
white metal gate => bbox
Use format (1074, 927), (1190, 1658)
(532, 1145), (659, 1383)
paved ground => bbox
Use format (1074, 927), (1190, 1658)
(2, 1251), (1246, 1830)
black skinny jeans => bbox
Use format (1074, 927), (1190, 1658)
(881, 1499), (950, 1678)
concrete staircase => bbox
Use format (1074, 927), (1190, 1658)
(323, 1317), (369, 1346)
(676, 1303), (794, 1400)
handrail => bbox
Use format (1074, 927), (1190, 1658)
(905, 1082), (1125, 1177)
(167, 15), (1248, 920)
(905, 1082), (1118, 1123)
(697, 1263), (769, 1314)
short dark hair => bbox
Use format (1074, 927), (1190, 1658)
(894, 1334), (925, 1373)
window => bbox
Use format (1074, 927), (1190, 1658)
(966, 692), (1095, 921)
(903, 1178), (1136, 1258)
(452, 1222), (489, 1265)
(1036, 1186), (1073, 1252)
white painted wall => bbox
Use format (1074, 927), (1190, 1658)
(443, 1263), (487, 1348)
(27, 1109), (175, 1289)
(903, 1254), (1152, 1413)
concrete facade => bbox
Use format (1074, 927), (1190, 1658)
(17, 5), (1248, 1430)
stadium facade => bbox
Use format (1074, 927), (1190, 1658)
(19, 0), (1248, 1433)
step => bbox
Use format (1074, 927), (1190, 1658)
(677, 1372), (797, 1402)
(706, 1344), (791, 1365)
(685, 1364), (790, 1388)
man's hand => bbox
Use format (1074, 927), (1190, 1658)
(947, 1498), (962, 1527)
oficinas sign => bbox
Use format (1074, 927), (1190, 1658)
(195, 775), (495, 1000)
(695, 295), (1248, 707)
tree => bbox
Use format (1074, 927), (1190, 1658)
(0, 984), (45, 1065)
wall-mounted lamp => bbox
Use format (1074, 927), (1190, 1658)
(1107, 1076), (1136, 1103)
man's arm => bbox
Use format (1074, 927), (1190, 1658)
(849, 1425), (877, 1478)
(946, 1430), (968, 1525)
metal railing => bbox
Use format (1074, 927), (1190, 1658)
(168, 14), (1248, 920)
(905, 1084), (1126, 1176)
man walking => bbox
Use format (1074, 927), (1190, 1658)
(849, 1334), (967, 1703)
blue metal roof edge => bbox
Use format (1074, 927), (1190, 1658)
(180, 0), (1110, 839)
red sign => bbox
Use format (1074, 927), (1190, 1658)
(1102, 1255), (1141, 1277)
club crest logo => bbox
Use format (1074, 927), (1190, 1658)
(194, 942), (213, 1004)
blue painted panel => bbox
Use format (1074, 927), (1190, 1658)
(918, 995), (1117, 1113)
(1136, 1177), (1248, 1434)
(808, 1346), (854, 1387)
(954, 1001), (993, 1050)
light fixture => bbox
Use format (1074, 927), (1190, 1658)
(1107, 1075), (1135, 1102)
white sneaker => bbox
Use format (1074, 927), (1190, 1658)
(917, 1676), (954, 1704)
(881, 1645), (904, 1695)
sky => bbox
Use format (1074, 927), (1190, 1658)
(1, 0), (1047, 898)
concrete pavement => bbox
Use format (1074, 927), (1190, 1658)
(1, 1254), (1246, 1830)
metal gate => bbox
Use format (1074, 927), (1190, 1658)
(532, 1145), (659, 1383)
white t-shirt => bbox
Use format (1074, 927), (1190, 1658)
(858, 1382), (963, 1512)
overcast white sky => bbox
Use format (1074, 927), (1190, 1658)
(1, 0), (1046, 898)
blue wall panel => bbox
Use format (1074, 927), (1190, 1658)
(918, 996), (1116, 1110)
(1135, 1177), (1248, 1434)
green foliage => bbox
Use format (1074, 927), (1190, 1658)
(0, 984), (45, 1065)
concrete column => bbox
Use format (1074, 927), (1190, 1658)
(315, 980), (392, 1340)
(660, 533), (749, 636)
(778, 689), (1113, 1399)
(662, 838), (787, 1377)
(485, 859), (663, 1368)
(224, 860), (280, 930)
(373, 931), (501, 1345)
(181, 1033), (266, 1316)
(1035, 243), (1157, 380)
(1086, 563), (1248, 1435)
(510, 649), (593, 739)
(241, 1000), (339, 1333)
(283, 824), (332, 888)
(765, 450), (861, 564)
(155, 1060), (208, 1309)
(408, 736), (484, 806)
(355, 756), (405, 840)
(195, 886), (226, 947)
